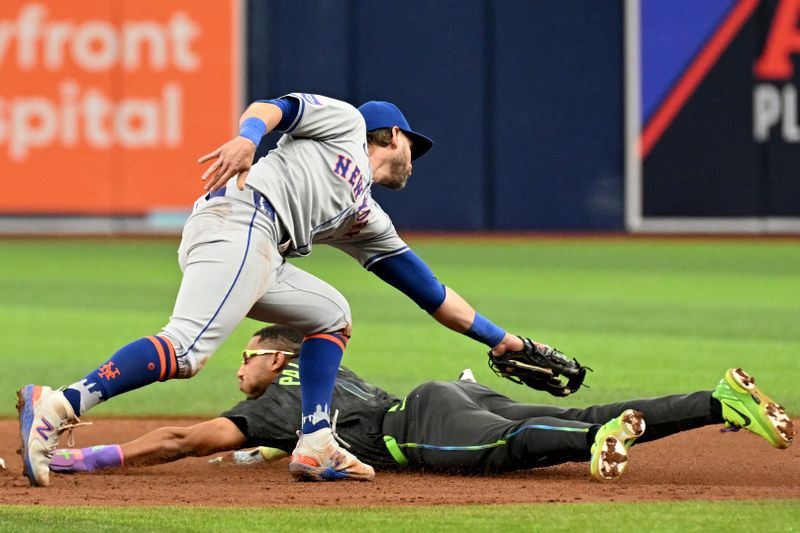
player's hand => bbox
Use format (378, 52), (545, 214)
(490, 333), (525, 357)
(488, 336), (590, 396)
(208, 447), (288, 465)
(198, 136), (257, 192)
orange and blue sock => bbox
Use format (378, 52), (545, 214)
(299, 333), (347, 434)
(63, 336), (177, 416)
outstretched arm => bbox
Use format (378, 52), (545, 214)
(51, 417), (246, 473)
(432, 287), (524, 355)
(369, 250), (523, 355)
(365, 248), (589, 396)
(122, 417), (246, 466)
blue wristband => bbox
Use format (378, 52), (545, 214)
(465, 313), (506, 348)
(239, 117), (267, 146)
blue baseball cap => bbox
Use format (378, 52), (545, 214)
(358, 101), (434, 160)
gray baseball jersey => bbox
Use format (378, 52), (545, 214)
(162, 93), (414, 376)
(246, 93), (408, 266)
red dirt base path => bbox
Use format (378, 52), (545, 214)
(1, 418), (798, 506)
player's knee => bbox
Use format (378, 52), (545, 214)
(178, 353), (211, 378)
(302, 293), (352, 337)
(158, 330), (210, 379)
(172, 346), (210, 378)
(325, 292), (352, 333)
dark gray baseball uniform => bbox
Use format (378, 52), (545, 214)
(222, 364), (720, 473)
(221, 362), (400, 468)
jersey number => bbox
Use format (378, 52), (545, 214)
(278, 369), (300, 386)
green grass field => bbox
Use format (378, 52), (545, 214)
(1, 500), (799, 532)
(1, 237), (798, 530)
(1, 237), (797, 416)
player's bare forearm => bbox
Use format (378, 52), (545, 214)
(198, 102), (284, 192)
(120, 426), (195, 466)
(121, 418), (246, 467)
(432, 288), (523, 354)
(237, 101), (285, 130)
(432, 287), (474, 331)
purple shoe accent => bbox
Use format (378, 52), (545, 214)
(50, 448), (89, 472)
(49, 445), (123, 473)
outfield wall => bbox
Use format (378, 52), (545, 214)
(246, 0), (625, 232)
(0, 0), (242, 224)
(627, 0), (800, 233)
(0, 0), (625, 233)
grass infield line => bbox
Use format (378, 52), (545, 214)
(0, 500), (798, 532)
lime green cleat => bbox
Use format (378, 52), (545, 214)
(713, 368), (795, 449)
(590, 409), (645, 481)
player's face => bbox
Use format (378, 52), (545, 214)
(237, 337), (282, 399)
(376, 130), (413, 191)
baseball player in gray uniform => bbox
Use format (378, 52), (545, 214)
(19, 93), (529, 486)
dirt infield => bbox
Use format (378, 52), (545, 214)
(1, 418), (797, 506)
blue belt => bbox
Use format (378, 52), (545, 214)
(206, 186), (276, 221)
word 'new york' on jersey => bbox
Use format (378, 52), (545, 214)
(247, 93), (408, 266)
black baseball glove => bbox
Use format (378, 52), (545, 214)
(488, 337), (590, 397)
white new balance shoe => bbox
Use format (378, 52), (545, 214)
(289, 428), (375, 482)
(17, 385), (78, 487)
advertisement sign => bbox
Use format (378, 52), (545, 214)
(626, 0), (800, 232)
(0, 0), (242, 216)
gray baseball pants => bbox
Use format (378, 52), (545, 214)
(159, 185), (351, 377)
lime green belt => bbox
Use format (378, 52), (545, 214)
(384, 398), (409, 465)
(383, 435), (408, 466)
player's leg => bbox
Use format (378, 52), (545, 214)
(70, 200), (278, 406)
(463, 382), (716, 445)
(537, 393), (716, 445)
(19, 198), (280, 486)
(50, 417), (246, 473)
(382, 381), (617, 475)
(248, 263), (374, 481)
(464, 371), (795, 448)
